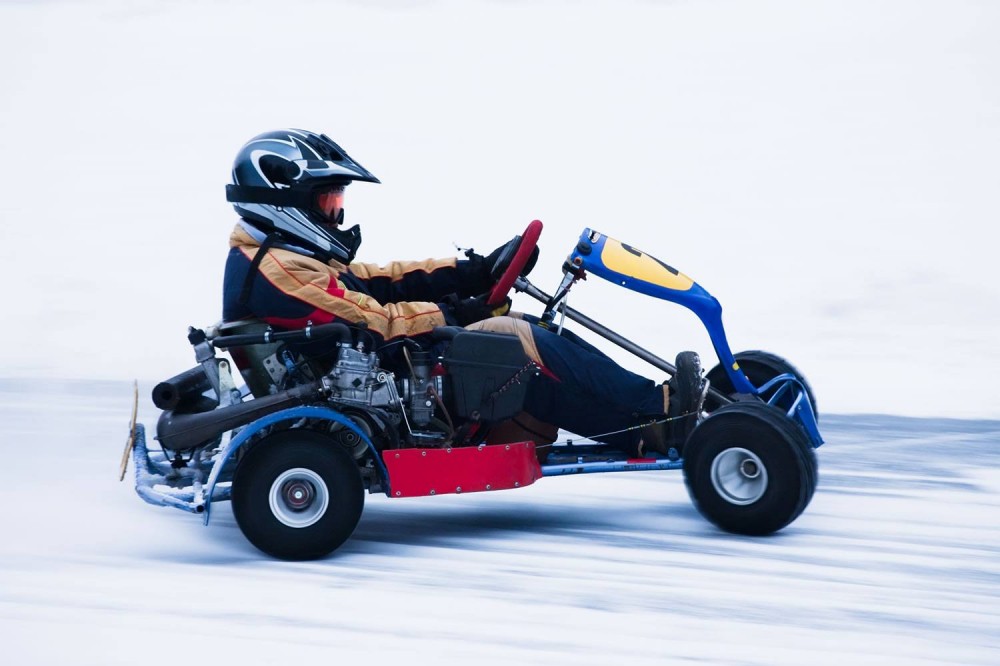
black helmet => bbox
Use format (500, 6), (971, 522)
(225, 129), (379, 263)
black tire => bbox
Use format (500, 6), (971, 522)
(683, 401), (817, 536)
(705, 350), (818, 420)
(232, 430), (364, 560)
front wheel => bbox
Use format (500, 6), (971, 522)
(683, 401), (817, 536)
(705, 350), (818, 419)
(232, 429), (364, 560)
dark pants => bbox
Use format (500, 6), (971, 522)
(516, 315), (663, 450)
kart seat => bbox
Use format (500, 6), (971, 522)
(442, 328), (533, 423)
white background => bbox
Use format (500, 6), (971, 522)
(1, 0), (997, 417)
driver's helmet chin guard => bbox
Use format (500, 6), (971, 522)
(226, 129), (380, 263)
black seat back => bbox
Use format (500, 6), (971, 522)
(443, 330), (533, 423)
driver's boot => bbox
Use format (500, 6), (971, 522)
(637, 351), (707, 458)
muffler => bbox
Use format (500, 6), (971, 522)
(156, 382), (322, 452)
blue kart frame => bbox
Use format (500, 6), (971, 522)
(545, 227), (821, 448)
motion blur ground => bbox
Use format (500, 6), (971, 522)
(0, 379), (997, 665)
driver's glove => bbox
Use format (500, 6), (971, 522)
(439, 293), (512, 327)
(455, 252), (494, 295)
(456, 243), (539, 295)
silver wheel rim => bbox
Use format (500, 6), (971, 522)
(710, 447), (768, 506)
(269, 468), (330, 528)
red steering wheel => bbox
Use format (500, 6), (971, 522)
(487, 219), (543, 306)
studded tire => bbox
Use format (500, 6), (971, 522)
(683, 401), (817, 536)
(232, 430), (364, 560)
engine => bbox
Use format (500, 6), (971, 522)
(154, 323), (532, 456)
(320, 345), (444, 428)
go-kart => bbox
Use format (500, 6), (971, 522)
(122, 220), (822, 560)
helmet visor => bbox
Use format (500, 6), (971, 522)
(315, 184), (346, 222)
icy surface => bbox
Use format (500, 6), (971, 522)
(0, 379), (997, 665)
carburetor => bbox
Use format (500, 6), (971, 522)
(321, 343), (397, 409)
(398, 350), (444, 427)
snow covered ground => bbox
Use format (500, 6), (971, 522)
(2, 0), (999, 663)
(1, 379), (998, 665)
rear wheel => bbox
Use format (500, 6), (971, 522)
(705, 350), (818, 419)
(232, 430), (364, 560)
(683, 401), (817, 535)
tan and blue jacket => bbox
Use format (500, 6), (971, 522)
(222, 223), (480, 346)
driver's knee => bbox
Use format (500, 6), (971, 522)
(466, 315), (542, 366)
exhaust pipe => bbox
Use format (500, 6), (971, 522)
(156, 382), (322, 452)
(152, 364), (216, 410)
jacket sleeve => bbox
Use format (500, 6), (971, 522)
(235, 245), (449, 344)
(349, 257), (482, 302)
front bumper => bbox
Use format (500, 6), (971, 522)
(132, 424), (231, 514)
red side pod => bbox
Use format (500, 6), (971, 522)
(383, 442), (543, 498)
